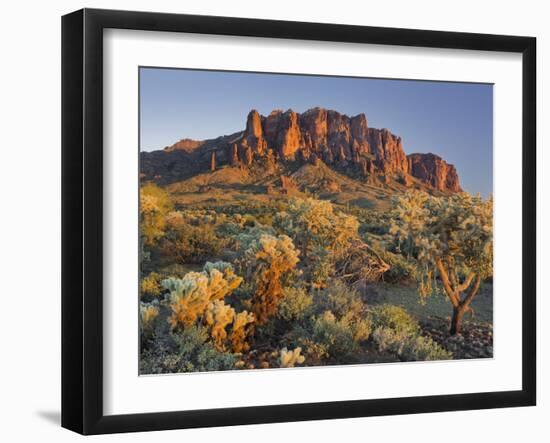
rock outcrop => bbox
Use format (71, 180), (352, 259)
(232, 108), (412, 178)
(407, 153), (462, 193)
(142, 107), (462, 193)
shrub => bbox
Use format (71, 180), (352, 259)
(400, 335), (452, 361)
(294, 337), (329, 365)
(318, 281), (373, 343)
(311, 311), (360, 359)
(370, 304), (420, 337)
(371, 327), (410, 354)
(161, 224), (228, 264)
(139, 326), (237, 374)
(322, 280), (364, 319)
(348, 315), (373, 343)
(308, 246), (334, 288)
(141, 272), (162, 297)
(140, 183), (173, 245)
(369, 304), (451, 361)
(277, 287), (313, 321)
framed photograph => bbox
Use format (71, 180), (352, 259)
(62, 8), (536, 435)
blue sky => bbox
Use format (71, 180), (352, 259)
(140, 67), (493, 196)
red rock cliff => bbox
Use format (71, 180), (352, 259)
(234, 108), (411, 177)
(147, 107), (462, 193)
(407, 153), (462, 193)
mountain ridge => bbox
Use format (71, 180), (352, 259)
(141, 107), (462, 193)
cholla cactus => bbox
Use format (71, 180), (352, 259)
(274, 197), (359, 260)
(388, 190), (431, 255)
(230, 311), (255, 353)
(390, 190), (493, 334)
(163, 261), (243, 329)
(140, 183), (173, 245)
(163, 272), (212, 327)
(279, 347), (305, 368)
(273, 198), (360, 286)
(163, 262), (254, 352)
(204, 300), (236, 350)
(139, 302), (159, 335)
(244, 234), (300, 323)
(203, 261), (243, 300)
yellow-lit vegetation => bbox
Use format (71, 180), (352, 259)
(139, 184), (493, 374)
(244, 234), (300, 324)
(140, 183), (173, 246)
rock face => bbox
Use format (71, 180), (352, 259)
(233, 108), (411, 177)
(407, 153), (462, 193)
(142, 107), (462, 193)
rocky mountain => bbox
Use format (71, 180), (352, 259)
(408, 153), (461, 193)
(140, 107), (462, 193)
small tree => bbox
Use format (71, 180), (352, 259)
(274, 197), (359, 260)
(390, 191), (493, 335)
(274, 197), (360, 288)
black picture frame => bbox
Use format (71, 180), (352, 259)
(62, 8), (536, 435)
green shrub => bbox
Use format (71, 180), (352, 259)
(400, 335), (452, 361)
(311, 311), (359, 359)
(139, 326), (237, 374)
(277, 287), (313, 321)
(322, 280), (364, 319)
(369, 304), (451, 361)
(294, 337), (329, 365)
(347, 315), (373, 343)
(315, 281), (373, 345)
(370, 304), (420, 336)
(371, 326), (411, 355)
(161, 224), (228, 264)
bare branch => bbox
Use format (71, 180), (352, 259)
(435, 257), (460, 307)
(457, 271), (476, 293)
(460, 273), (482, 308)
